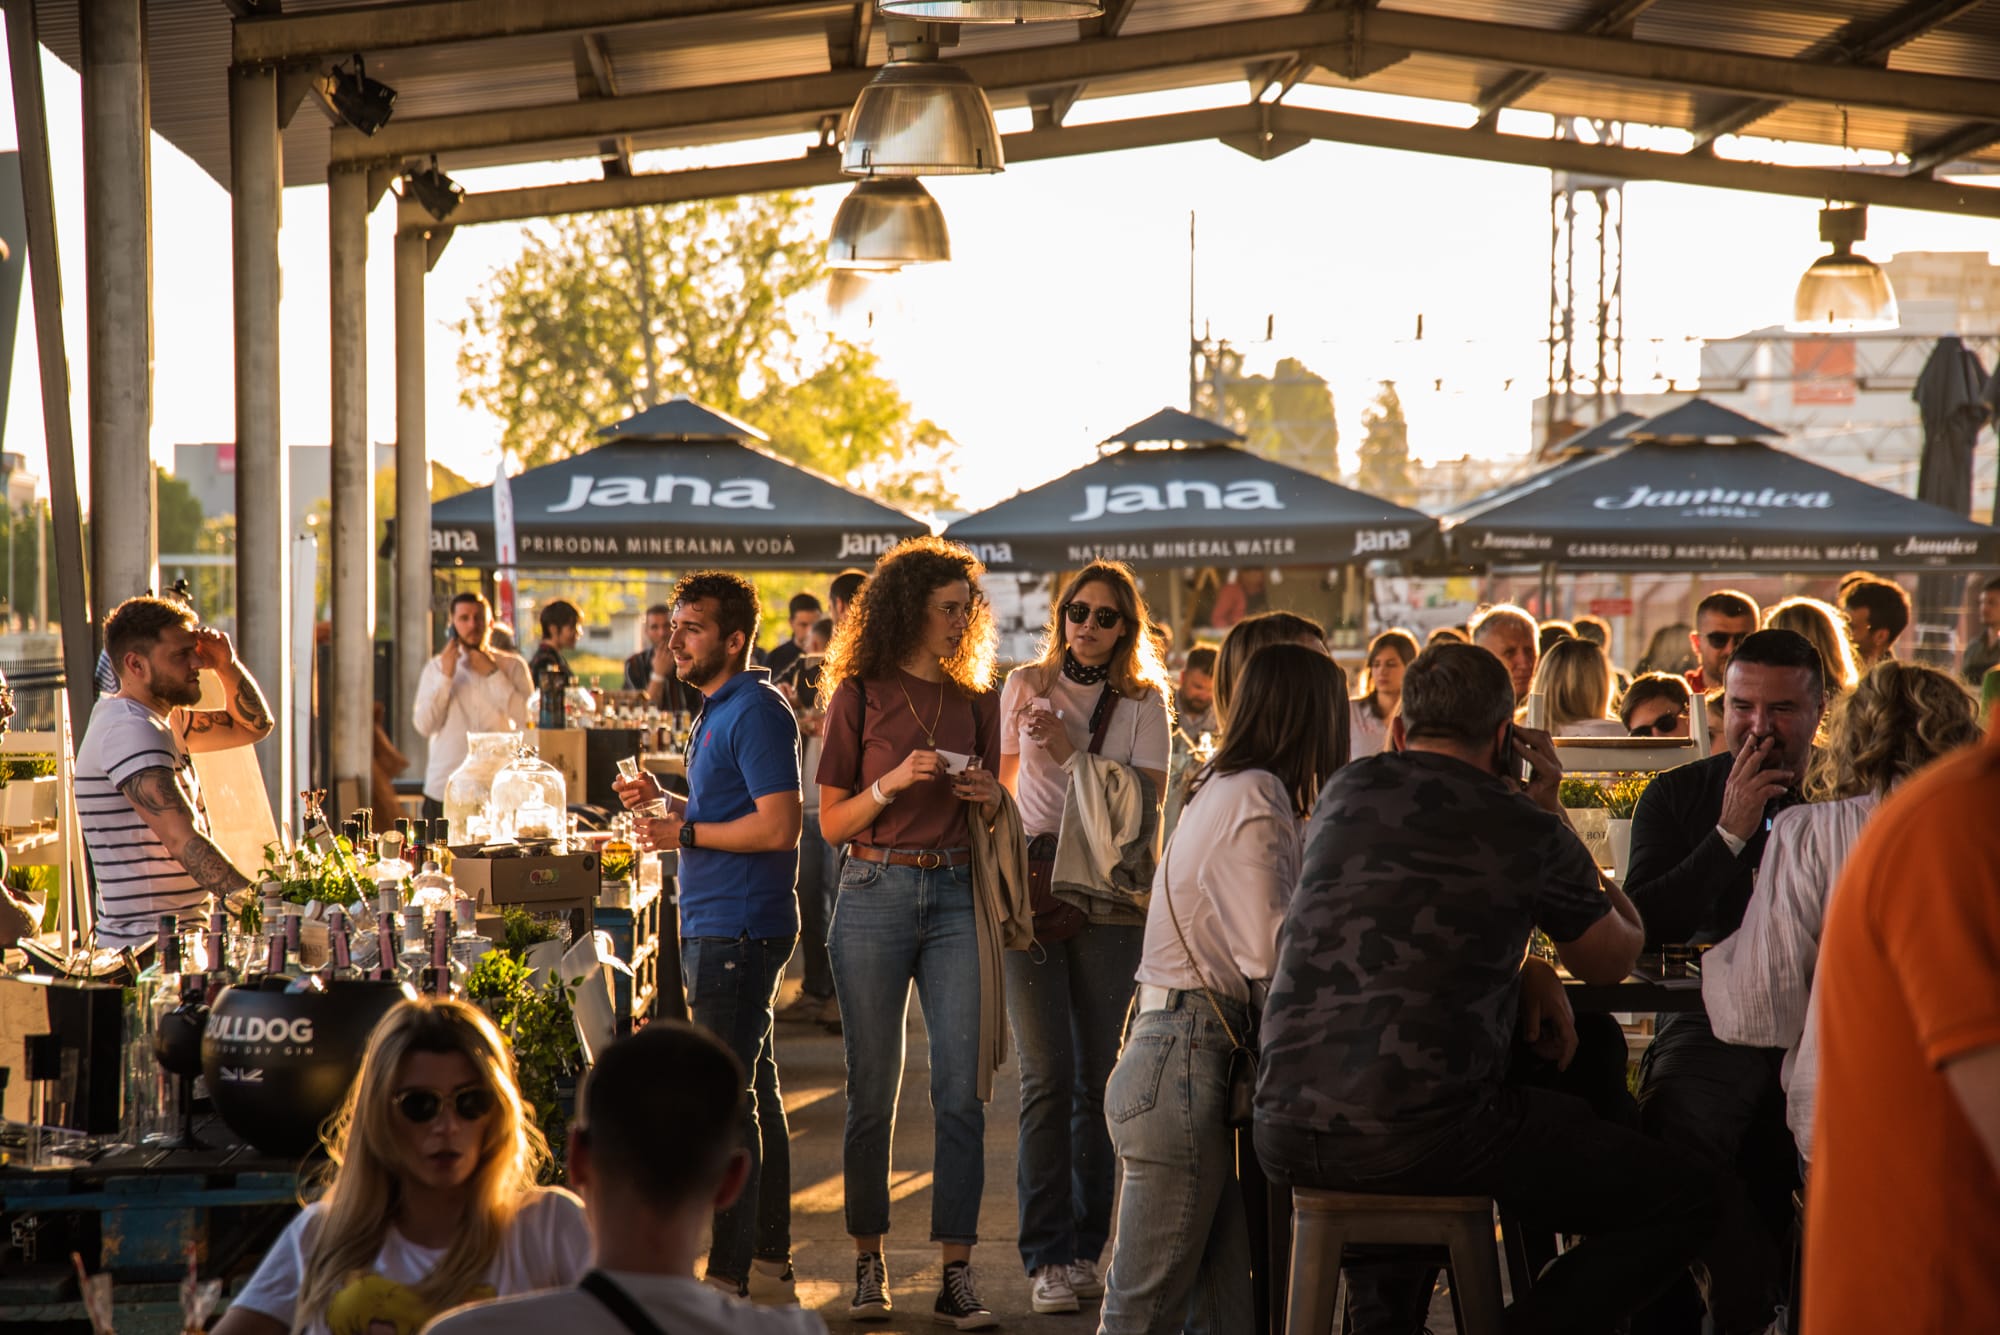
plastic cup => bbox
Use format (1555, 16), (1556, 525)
(616, 756), (641, 782)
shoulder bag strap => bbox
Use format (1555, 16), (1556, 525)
(1087, 683), (1119, 757)
(579, 1271), (670, 1335)
(1157, 810), (1248, 1054)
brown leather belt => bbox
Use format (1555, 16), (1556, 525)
(846, 844), (973, 870)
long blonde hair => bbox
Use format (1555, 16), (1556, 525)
(1807, 660), (1981, 801)
(1530, 635), (1615, 728)
(1016, 562), (1173, 720)
(294, 999), (549, 1332)
(1764, 596), (1860, 695)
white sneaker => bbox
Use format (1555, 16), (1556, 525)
(747, 1262), (799, 1307)
(1065, 1258), (1105, 1299)
(1030, 1264), (1079, 1314)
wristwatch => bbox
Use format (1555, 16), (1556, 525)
(679, 822), (698, 849)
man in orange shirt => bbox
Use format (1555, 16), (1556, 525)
(1805, 729), (2000, 1333)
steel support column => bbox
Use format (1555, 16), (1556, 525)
(393, 228), (431, 788)
(82, 0), (155, 618)
(328, 165), (373, 818)
(231, 63), (288, 821)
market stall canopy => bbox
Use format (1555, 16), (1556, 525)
(429, 395), (928, 569)
(1548, 411), (1646, 454)
(941, 407), (1440, 571)
(1445, 397), (1999, 571)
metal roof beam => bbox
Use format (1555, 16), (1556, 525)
(1030, 0), (1137, 131)
(1687, 0), (1984, 149)
(330, 7), (2000, 167)
(575, 33), (635, 178)
(1906, 121), (2000, 176)
(1470, 0), (1661, 129)
(234, 0), (825, 65)
(1251, 0), (1363, 107)
(399, 101), (2000, 233)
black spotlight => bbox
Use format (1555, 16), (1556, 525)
(319, 53), (396, 135)
(405, 156), (463, 221)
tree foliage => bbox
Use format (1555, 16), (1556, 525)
(1355, 380), (1417, 506)
(1194, 347), (1339, 480)
(456, 193), (955, 508)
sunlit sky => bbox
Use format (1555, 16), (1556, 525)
(3, 42), (1998, 514)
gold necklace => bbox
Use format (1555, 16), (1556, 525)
(898, 673), (946, 747)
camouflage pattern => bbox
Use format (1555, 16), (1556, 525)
(1255, 751), (1610, 1134)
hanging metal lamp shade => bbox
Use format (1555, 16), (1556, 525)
(842, 59), (1004, 176)
(828, 178), (951, 270)
(878, 0), (1102, 19)
(1790, 205), (1898, 333)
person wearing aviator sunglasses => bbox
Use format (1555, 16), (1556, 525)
(1684, 589), (1761, 695)
(217, 1000), (590, 1335)
(1617, 672), (1693, 738)
(998, 561), (1173, 1316)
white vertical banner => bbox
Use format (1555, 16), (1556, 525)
(291, 530), (319, 841)
(493, 455), (518, 631)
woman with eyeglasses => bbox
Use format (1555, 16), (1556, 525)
(996, 561), (1173, 1316)
(1348, 629), (1418, 756)
(215, 999), (588, 1335)
(1618, 672), (1693, 738)
(815, 536), (1005, 1329)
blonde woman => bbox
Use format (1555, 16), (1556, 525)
(1529, 636), (1626, 736)
(1764, 595), (1861, 696)
(1348, 629), (1418, 757)
(1704, 662), (1982, 1160)
(216, 1000), (589, 1335)
(996, 561), (1173, 1313)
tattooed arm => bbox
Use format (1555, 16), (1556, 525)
(119, 766), (253, 902)
(179, 637), (275, 752)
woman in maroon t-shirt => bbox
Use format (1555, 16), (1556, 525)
(814, 537), (1004, 1328)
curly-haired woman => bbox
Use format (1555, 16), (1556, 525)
(994, 561), (1173, 1314)
(213, 999), (589, 1335)
(1704, 660), (1982, 1160)
(815, 537), (1004, 1329)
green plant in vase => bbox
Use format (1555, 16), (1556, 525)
(1604, 774), (1655, 820)
(466, 930), (584, 1182)
(1558, 777), (1608, 810)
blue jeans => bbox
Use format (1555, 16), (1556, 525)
(1003, 920), (1144, 1274)
(1099, 993), (1252, 1335)
(827, 857), (985, 1242)
(798, 818), (837, 1001)
(681, 933), (797, 1284)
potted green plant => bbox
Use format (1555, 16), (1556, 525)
(467, 908), (585, 1182)
(0, 754), (58, 827)
(1559, 777), (1612, 866)
(1602, 774), (1654, 881)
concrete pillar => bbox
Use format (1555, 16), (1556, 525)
(328, 165), (373, 817)
(393, 228), (431, 786)
(231, 63), (288, 820)
(82, 0), (156, 616)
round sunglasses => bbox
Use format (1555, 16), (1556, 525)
(393, 1086), (497, 1124)
(1063, 602), (1126, 631)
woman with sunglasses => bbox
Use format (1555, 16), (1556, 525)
(1348, 629), (1418, 756)
(815, 537), (1004, 1329)
(216, 999), (588, 1335)
(996, 561), (1173, 1315)
(1618, 672), (1693, 738)
(1098, 643), (1349, 1334)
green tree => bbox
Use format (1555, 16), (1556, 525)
(157, 466), (204, 555)
(456, 193), (956, 508)
(1355, 380), (1417, 506)
(1193, 346), (1339, 479)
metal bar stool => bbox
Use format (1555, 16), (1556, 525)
(1283, 1189), (1507, 1335)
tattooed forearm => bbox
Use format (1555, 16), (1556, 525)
(230, 674), (273, 733)
(122, 767), (187, 815)
(179, 834), (253, 897)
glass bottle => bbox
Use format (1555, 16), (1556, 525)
(398, 905), (431, 983)
(324, 909), (363, 983)
(411, 851), (453, 917)
(374, 884), (402, 981)
(204, 909), (236, 999)
(424, 908), (464, 997)
(123, 914), (180, 1143)
(373, 831), (408, 888)
(449, 896), (492, 974)
(407, 820), (430, 870)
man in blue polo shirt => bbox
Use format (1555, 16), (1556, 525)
(614, 570), (804, 1307)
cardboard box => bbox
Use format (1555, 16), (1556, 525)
(524, 727), (588, 800)
(449, 843), (599, 907)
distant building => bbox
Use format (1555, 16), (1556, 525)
(0, 451), (38, 512)
(169, 441), (398, 541)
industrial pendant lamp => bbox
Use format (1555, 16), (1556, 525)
(828, 178), (951, 270)
(1790, 205), (1899, 333)
(878, 0), (1102, 20)
(842, 35), (1003, 176)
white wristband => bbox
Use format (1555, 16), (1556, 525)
(649, 672), (668, 683)
(871, 779), (895, 805)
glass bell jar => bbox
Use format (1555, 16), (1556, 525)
(443, 732), (519, 845)
(490, 743), (568, 846)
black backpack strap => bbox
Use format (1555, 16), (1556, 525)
(579, 1271), (669, 1335)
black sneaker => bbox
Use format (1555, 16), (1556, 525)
(933, 1261), (996, 1330)
(850, 1251), (892, 1322)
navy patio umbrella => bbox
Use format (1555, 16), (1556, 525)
(429, 396), (929, 570)
(941, 408), (1441, 571)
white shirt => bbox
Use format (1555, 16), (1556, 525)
(413, 650), (534, 800)
(1136, 768), (1305, 1002)
(233, 1188), (592, 1335)
(1348, 697), (1394, 757)
(424, 1271), (826, 1335)
(75, 695), (211, 948)
(1000, 668), (1170, 837)
(1702, 793), (1878, 1161)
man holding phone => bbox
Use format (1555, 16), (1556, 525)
(412, 591), (533, 820)
(1624, 627), (1825, 1335)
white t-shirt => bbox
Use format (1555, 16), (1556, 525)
(1348, 697), (1394, 757)
(424, 1271), (827, 1335)
(412, 651), (534, 800)
(1000, 668), (1171, 837)
(233, 1188), (592, 1335)
(75, 695), (212, 948)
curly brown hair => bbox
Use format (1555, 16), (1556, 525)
(1807, 660), (1982, 800)
(819, 536), (997, 701)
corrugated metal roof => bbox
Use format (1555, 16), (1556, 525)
(28, 0), (2000, 197)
